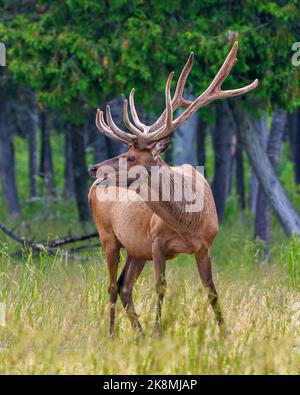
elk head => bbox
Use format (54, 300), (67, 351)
(89, 42), (258, 186)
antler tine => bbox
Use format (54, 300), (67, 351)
(147, 72), (177, 141)
(96, 109), (134, 145)
(165, 71), (174, 129)
(220, 79), (259, 97)
(149, 53), (194, 133)
(129, 89), (149, 133)
(154, 71), (175, 140)
(172, 52), (194, 108)
(123, 99), (149, 147)
(96, 109), (121, 142)
(106, 105), (137, 144)
(208, 41), (238, 93)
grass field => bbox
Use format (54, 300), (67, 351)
(1, 220), (300, 375)
(1, 134), (300, 374)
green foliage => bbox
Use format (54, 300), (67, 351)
(2, 0), (299, 122)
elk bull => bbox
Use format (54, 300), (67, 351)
(89, 42), (258, 336)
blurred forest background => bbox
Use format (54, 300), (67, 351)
(0, 0), (300, 259)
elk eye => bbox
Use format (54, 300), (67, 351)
(127, 156), (135, 162)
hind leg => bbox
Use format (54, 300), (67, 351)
(117, 253), (146, 333)
(195, 246), (224, 329)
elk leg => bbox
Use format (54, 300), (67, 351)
(104, 241), (120, 337)
(195, 247), (224, 330)
(116, 253), (132, 293)
(118, 255), (145, 334)
(152, 238), (166, 334)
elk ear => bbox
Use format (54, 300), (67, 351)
(150, 137), (171, 158)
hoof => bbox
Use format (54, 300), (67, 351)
(152, 323), (162, 338)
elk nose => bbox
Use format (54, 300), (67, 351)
(88, 165), (97, 177)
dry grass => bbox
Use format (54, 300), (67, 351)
(1, 232), (300, 374)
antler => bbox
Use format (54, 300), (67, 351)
(95, 108), (137, 145)
(95, 41), (258, 148)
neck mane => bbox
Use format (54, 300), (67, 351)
(141, 157), (204, 236)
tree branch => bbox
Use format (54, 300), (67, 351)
(0, 222), (98, 254)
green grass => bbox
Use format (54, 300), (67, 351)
(1, 131), (300, 374)
(1, 222), (300, 374)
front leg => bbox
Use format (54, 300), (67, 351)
(103, 238), (121, 337)
(152, 237), (166, 335)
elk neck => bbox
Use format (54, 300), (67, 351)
(140, 157), (202, 237)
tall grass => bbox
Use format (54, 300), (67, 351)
(280, 235), (300, 289)
(1, 128), (300, 374)
(1, 225), (300, 374)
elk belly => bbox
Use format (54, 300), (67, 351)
(111, 200), (153, 260)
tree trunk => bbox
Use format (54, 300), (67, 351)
(70, 123), (90, 222)
(39, 111), (57, 198)
(196, 116), (206, 167)
(228, 133), (237, 197)
(286, 111), (298, 162)
(295, 109), (300, 185)
(94, 132), (110, 163)
(254, 107), (287, 258)
(0, 97), (20, 216)
(248, 113), (267, 213)
(174, 92), (197, 166)
(230, 100), (300, 238)
(212, 102), (234, 222)
(164, 138), (173, 165)
(285, 110), (300, 185)
(235, 141), (245, 209)
(27, 93), (39, 199)
(63, 125), (74, 199)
